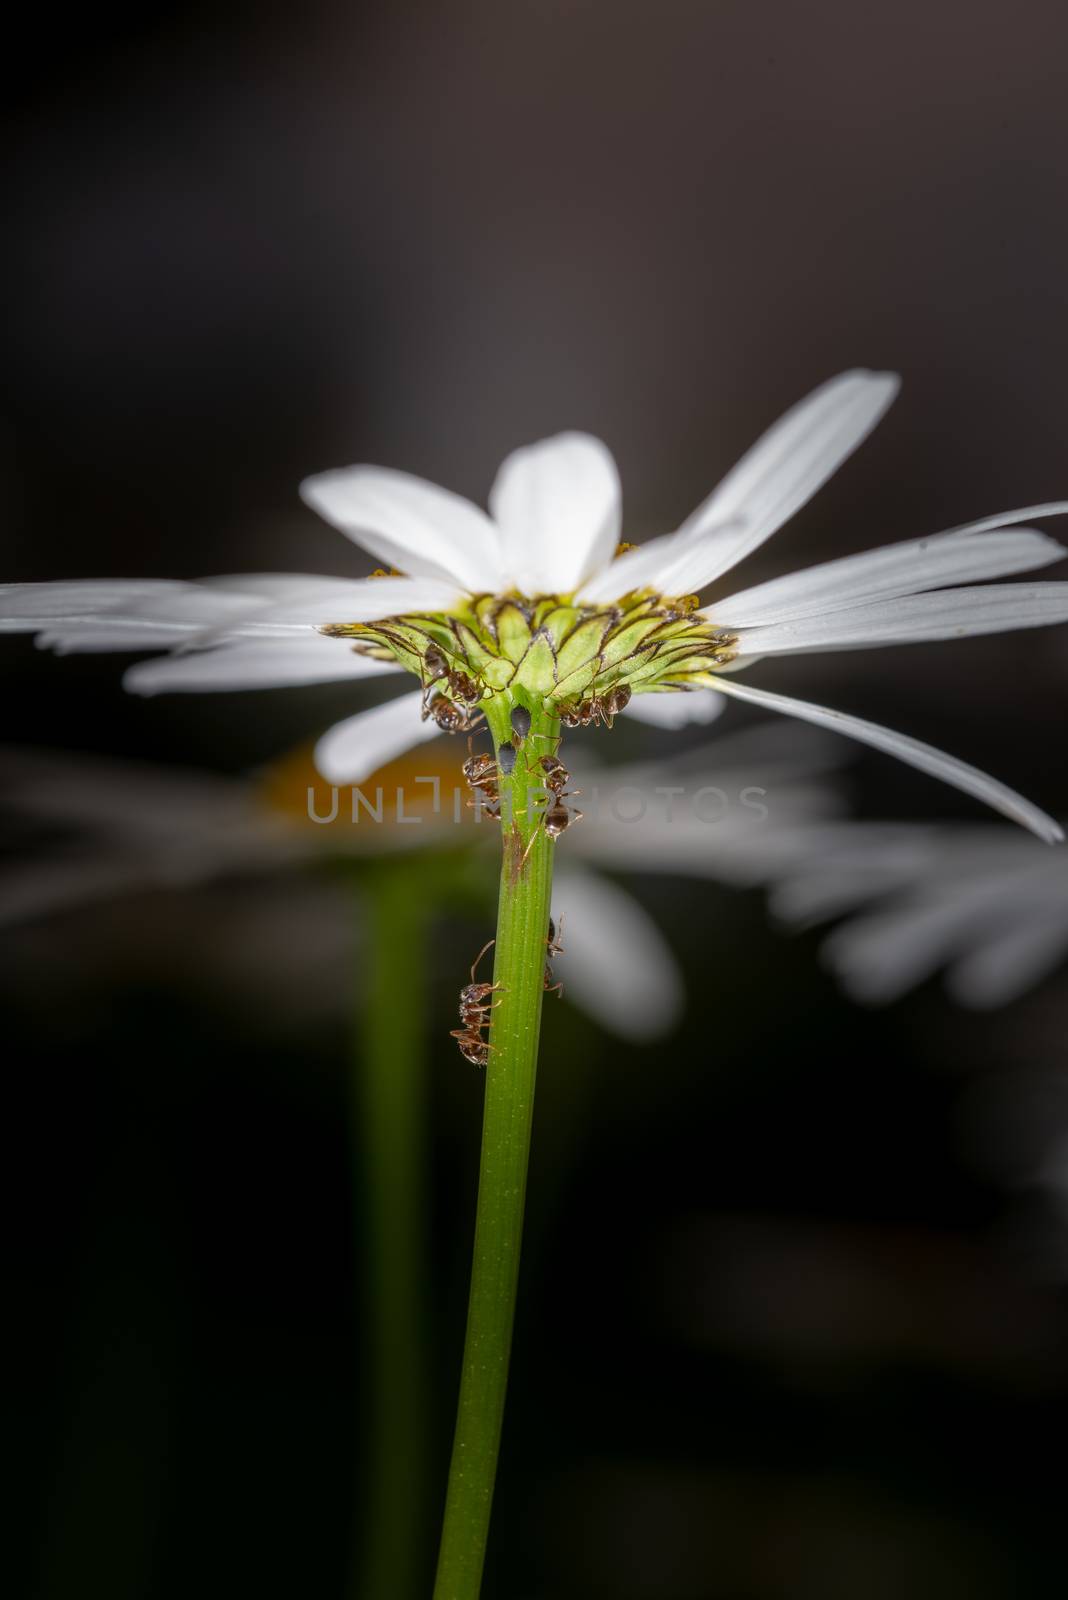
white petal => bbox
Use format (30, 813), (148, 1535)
(3, 574), (463, 653)
(578, 370), (899, 602)
(948, 914), (1068, 1007)
(490, 432), (622, 594)
(709, 675), (1063, 842)
(0, 857), (151, 928)
(936, 501), (1068, 538)
(732, 582), (1068, 655)
(576, 517), (743, 604)
(0, 579), (187, 629)
(313, 691), (442, 785)
(821, 900), (975, 1004)
(621, 689), (727, 728)
(712, 526), (1067, 629)
(300, 466), (502, 591)
(677, 369), (900, 551)
(41, 627), (207, 654)
(124, 638), (401, 695)
(204, 576), (465, 637)
(551, 866), (684, 1040)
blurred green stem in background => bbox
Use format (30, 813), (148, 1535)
(354, 860), (431, 1600)
(434, 693), (560, 1599)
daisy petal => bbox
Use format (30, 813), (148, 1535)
(124, 638), (401, 694)
(710, 675), (1063, 842)
(733, 582), (1068, 654)
(300, 467), (502, 591)
(948, 914), (1068, 1007)
(490, 432), (622, 595)
(207, 576), (466, 636)
(712, 526), (1067, 629)
(621, 690), (727, 728)
(580, 370), (899, 602)
(0, 579), (187, 629)
(676, 368), (900, 563)
(552, 866), (684, 1040)
(821, 900), (976, 1004)
(576, 518), (742, 603)
(41, 627), (210, 654)
(938, 501), (1068, 538)
(2, 575), (464, 652)
(0, 857), (152, 929)
(313, 691), (441, 785)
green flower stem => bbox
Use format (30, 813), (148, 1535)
(354, 861), (431, 1600)
(433, 693), (560, 1600)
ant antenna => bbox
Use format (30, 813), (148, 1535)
(470, 938), (496, 982)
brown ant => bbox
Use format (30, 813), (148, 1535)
(533, 752), (569, 795)
(542, 794), (583, 842)
(462, 738), (502, 820)
(559, 682), (631, 729)
(544, 915), (565, 997)
(450, 939), (502, 1067)
(520, 751), (584, 863)
(420, 644), (487, 729)
(425, 692), (483, 734)
(421, 643), (449, 709)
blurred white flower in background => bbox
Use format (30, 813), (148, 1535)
(762, 819), (1068, 1008)
(0, 724), (840, 1043)
(752, 814), (1068, 1270)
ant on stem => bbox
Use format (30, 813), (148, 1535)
(450, 939), (502, 1067)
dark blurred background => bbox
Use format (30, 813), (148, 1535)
(5, 3), (1068, 1596)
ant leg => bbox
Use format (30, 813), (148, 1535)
(544, 981), (564, 999)
(519, 819), (545, 869)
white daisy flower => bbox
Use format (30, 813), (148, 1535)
(756, 818), (1068, 1007)
(4, 370), (1068, 836)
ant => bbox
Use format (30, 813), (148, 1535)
(520, 751), (584, 863)
(462, 737), (502, 820)
(462, 734), (524, 820)
(421, 644), (487, 729)
(450, 939), (502, 1067)
(541, 794), (583, 843)
(544, 915), (565, 997)
(558, 682), (632, 729)
(425, 692), (483, 734)
(533, 752), (569, 795)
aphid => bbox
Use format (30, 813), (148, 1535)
(510, 705), (532, 744)
(496, 740), (517, 777)
(544, 914), (565, 997)
(450, 940), (502, 1067)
